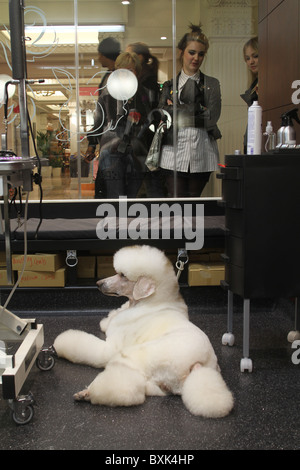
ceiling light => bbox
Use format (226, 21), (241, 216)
(161, 36), (167, 40)
(27, 90), (66, 101)
(20, 25), (125, 46)
(25, 25), (125, 34)
(3, 25), (125, 47)
(122, 1), (131, 4)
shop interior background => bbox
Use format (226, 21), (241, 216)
(0, 0), (258, 200)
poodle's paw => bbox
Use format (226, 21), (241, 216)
(73, 388), (90, 402)
(99, 317), (109, 333)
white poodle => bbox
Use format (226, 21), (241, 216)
(54, 245), (233, 418)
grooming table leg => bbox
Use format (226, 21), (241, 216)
(287, 297), (300, 343)
(1, 323), (45, 424)
(222, 290), (235, 346)
(240, 299), (253, 372)
(2, 324), (44, 400)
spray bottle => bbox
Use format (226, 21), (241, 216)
(263, 121), (276, 152)
(283, 108), (300, 145)
(277, 108), (300, 146)
(247, 101), (262, 155)
(277, 114), (288, 147)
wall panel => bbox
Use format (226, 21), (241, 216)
(259, 0), (300, 133)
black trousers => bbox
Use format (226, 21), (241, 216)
(95, 150), (144, 198)
(163, 170), (211, 198)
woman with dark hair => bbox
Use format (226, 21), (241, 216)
(158, 23), (222, 198)
(126, 42), (165, 197)
(126, 42), (160, 107)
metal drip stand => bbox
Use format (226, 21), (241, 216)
(0, 0), (55, 424)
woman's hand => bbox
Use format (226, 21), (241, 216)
(84, 146), (96, 162)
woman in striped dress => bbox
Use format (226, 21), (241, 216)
(158, 23), (222, 198)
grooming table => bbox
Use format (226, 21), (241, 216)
(219, 153), (300, 372)
(0, 162), (55, 424)
(0, 199), (225, 288)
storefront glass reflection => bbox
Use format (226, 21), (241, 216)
(0, 0), (258, 200)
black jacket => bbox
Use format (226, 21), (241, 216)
(158, 71), (222, 145)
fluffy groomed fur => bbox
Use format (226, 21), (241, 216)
(114, 245), (170, 281)
(54, 245), (233, 418)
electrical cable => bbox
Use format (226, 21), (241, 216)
(4, 79), (44, 238)
(27, 109), (43, 238)
(1, 191), (29, 312)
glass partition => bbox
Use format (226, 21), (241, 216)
(0, 0), (258, 201)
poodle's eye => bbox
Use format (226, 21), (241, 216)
(119, 273), (126, 278)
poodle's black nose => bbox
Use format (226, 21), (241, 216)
(96, 279), (106, 292)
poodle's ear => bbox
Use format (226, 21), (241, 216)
(133, 276), (156, 300)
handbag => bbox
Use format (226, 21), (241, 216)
(145, 121), (165, 171)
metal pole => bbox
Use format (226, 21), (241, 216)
(172, 0), (177, 198)
(243, 299), (250, 358)
(74, 0), (82, 198)
(18, 78), (30, 158)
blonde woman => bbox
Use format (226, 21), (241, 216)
(241, 36), (258, 106)
(92, 52), (152, 198)
(158, 23), (222, 198)
(241, 37), (259, 152)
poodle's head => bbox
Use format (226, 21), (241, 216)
(97, 246), (179, 304)
(113, 245), (175, 285)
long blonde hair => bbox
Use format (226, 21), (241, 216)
(115, 52), (142, 77)
(243, 36), (258, 85)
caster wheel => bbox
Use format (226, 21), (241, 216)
(36, 346), (56, 371)
(222, 332), (235, 346)
(287, 330), (300, 343)
(240, 357), (253, 373)
(12, 405), (34, 425)
(36, 353), (55, 371)
(9, 392), (35, 425)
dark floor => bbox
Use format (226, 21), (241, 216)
(0, 286), (300, 451)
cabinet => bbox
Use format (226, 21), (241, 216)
(219, 153), (300, 371)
